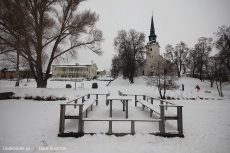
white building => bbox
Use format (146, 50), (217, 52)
(138, 15), (176, 76)
(52, 63), (98, 79)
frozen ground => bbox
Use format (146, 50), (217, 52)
(0, 76), (230, 153)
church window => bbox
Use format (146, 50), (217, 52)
(150, 48), (152, 51)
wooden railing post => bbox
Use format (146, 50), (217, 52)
(160, 105), (165, 134)
(96, 94), (98, 105)
(177, 106), (183, 135)
(59, 104), (66, 133)
(126, 100), (128, 118)
(131, 121), (135, 134)
(123, 100), (125, 111)
(151, 98), (153, 104)
(110, 100), (112, 117)
(74, 99), (78, 108)
(87, 94), (90, 99)
(135, 95), (137, 106)
(78, 104), (84, 133)
(160, 100), (163, 105)
(143, 95), (146, 100)
(82, 96), (85, 103)
(109, 121), (112, 134)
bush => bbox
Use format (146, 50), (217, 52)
(92, 83), (98, 89)
(66, 84), (72, 88)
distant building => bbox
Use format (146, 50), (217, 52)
(97, 70), (106, 77)
(52, 63), (98, 79)
(0, 68), (32, 79)
(137, 15), (176, 76)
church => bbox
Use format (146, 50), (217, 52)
(137, 15), (176, 76)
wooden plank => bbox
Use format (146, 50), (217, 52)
(110, 100), (112, 118)
(78, 105), (83, 133)
(135, 95), (137, 106)
(109, 121), (112, 134)
(107, 96), (132, 101)
(65, 116), (79, 119)
(83, 119), (161, 122)
(160, 105), (165, 134)
(165, 116), (178, 120)
(96, 94), (98, 105)
(177, 107), (183, 135)
(131, 121), (135, 134)
(159, 104), (183, 107)
(126, 100), (128, 118)
(59, 105), (66, 133)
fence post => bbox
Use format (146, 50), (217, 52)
(78, 105), (84, 133)
(177, 106), (183, 135)
(160, 100), (163, 105)
(143, 95), (146, 100)
(96, 94), (98, 105)
(123, 100), (125, 111)
(82, 96), (85, 103)
(109, 121), (112, 134)
(74, 99), (78, 108)
(131, 121), (135, 134)
(135, 95), (137, 106)
(59, 104), (66, 134)
(160, 105), (165, 134)
(87, 94), (90, 99)
(151, 98), (153, 104)
(110, 100), (113, 118)
(126, 100), (128, 118)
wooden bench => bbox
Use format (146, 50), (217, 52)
(0, 92), (15, 100)
(137, 99), (177, 120)
(65, 99), (96, 119)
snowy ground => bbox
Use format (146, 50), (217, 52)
(0, 77), (230, 153)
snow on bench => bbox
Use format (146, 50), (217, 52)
(65, 99), (96, 118)
(137, 99), (176, 119)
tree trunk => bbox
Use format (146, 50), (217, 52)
(37, 77), (47, 88)
(210, 80), (213, 87)
(177, 66), (181, 77)
(15, 50), (20, 87)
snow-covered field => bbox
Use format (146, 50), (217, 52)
(0, 77), (230, 153)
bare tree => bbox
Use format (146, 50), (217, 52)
(214, 25), (230, 72)
(195, 37), (213, 80)
(164, 41), (188, 77)
(114, 29), (145, 83)
(144, 57), (179, 99)
(110, 55), (120, 78)
(0, 0), (103, 88)
(186, 48), (199, 78)
(212, 55), (229, 97)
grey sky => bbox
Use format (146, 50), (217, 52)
(73, 0), (230, 71)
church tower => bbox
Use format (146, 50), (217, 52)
(148, 15), (157, 43)
(145, 15), (160, 75)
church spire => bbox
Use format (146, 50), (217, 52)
(148, 15), (157, 43)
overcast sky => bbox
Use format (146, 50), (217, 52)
(73, 0), (230, 71)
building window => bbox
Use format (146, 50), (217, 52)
(150, 48), (152, 51)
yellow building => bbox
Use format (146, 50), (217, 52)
(52, 63), (98, 80)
